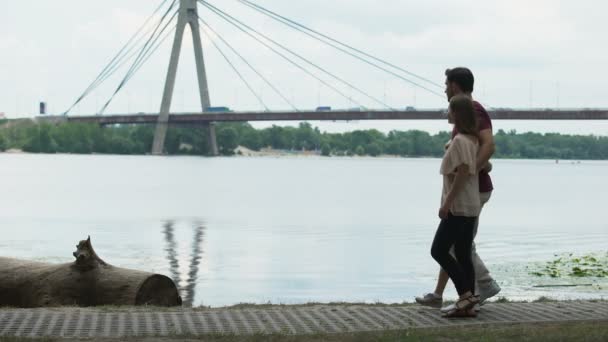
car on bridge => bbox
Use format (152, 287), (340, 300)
(316, 106), (332, 112)
(204, 106), (232, 113)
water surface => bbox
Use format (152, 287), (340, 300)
(0, 154), (606, 306)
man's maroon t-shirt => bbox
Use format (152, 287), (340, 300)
(451, 101), (494, 193)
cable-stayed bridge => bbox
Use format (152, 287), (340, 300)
(55, 0), (608, 155)
(56, 109), (608, 125)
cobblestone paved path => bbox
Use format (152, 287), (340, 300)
(0, 301), (606, 338)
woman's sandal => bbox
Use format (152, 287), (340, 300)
(441, 294), (480, 313)
(456, 294), (479, 311)
(442, 295), (479, 318)
(443, 308), (478, 318)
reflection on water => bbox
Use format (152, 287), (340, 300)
(163, 221), (206, 307)
(162, 222), (180, 285)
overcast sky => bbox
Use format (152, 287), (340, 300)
(1, 0), (607, 135)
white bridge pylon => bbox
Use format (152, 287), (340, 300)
(152, 0), (218, 155)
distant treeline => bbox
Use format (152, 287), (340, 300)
(0, 119), (606, 160)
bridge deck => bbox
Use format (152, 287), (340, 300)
(0, 300), (605, 338)
(56, 109), (608, 125)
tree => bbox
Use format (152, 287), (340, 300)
(240, 129), (262, 151)
(23, 124), (57, 153)
(410, 130), (433, 156)
(129, 125), (155, 153)
(2, 121), (607, 160)
(295, 122), (320, 150)
(262, 125), (290, 149)
(321, 143), (331, 156)
(366, 142), (382, 157)
(355, 145), (365, 156)
(217, 127), (238, 155)
(164, 127), (182, 154)
(0, 134), (6, 151)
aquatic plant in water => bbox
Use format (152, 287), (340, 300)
(529, 252), (608, 278)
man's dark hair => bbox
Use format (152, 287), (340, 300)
(445, 67), (474, 93)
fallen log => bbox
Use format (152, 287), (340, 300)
(0, 237), (182, 308)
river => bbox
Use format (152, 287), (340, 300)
(0, 154), (606, 306)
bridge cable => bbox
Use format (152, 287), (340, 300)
(87, 1), (178, 94)
(64, 0), (175, 115)
(237, 0), (444, 97)
(198, 18), (269, 111)
(237, 0), (442, 89)
(122, 23), (178, 87)
(75, 20), (177, 114)
(199, 0), (395, 110)
(196, 15), (298, 111)
(63, 0), (175, 115)
(99, 19), (177, 115)
(82, 8), (178, 106)
(98, 5), (178, 114)
(198, 1), (366, 110)
(122, 25), (178, 93)
(99, 6), (179, 114)
(201, 0), (392, 110)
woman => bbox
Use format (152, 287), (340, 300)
(430, 94), (481, 318)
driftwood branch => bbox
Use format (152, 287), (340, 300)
(0, 237), (182, 308)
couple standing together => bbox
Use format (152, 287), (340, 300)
(415, 67), (501, 318)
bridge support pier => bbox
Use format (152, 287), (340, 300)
(152, 0), (218, 156)
(203, 122), (218, 156)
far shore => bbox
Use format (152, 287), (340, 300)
(234, 146), (400, 158)
(0, 146), (598, 162)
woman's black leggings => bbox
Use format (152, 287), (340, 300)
(431, 213), (477, 296)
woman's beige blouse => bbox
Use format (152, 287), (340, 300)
(440, 134), (480, 217)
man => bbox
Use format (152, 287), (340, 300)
(416, 67), (500, 309)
